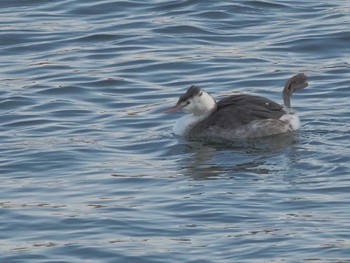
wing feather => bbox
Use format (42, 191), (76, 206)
(189, 94), (286, 135)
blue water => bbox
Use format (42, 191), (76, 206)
(1, 1), (350, 262)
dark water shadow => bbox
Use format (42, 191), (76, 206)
(166, 133), (300, 180)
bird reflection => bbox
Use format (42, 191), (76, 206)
(167, 133), (299, 180)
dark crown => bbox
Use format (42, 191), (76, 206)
(177, 85), (202, 104)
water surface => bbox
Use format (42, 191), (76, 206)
(1, 1), (350, 262)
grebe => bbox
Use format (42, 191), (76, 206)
(164, 73), (308, 139)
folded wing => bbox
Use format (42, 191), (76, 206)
(190, 94), (286, 133)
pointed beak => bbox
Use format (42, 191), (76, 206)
(163, 104), (183, 113)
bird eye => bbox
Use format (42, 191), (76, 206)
(186, 101), (190, 105)
(199, 92), (203, 97)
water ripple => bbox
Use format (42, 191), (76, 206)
(1, 0), (350, 262)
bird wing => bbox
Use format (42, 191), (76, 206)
(190, 94), (286, 132)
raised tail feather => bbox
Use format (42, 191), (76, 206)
(283, 73), (308, 108)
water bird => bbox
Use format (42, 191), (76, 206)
(164, 73), (308, 139)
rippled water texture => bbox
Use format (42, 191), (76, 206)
(1, 1), (350, 262)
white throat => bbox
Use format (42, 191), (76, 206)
(172, 114), (205, 136)
(192, 91), (216, 116)
(173, 91), (216, 136)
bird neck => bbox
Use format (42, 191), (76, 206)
(193, 91), (217, 116)
(173, 114), (206, 136)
